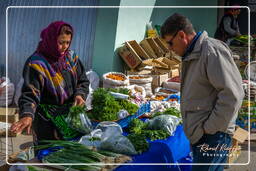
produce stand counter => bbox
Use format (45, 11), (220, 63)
(115, 125), (191, 171)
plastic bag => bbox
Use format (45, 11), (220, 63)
(95, 121), (123, 135)
(66, 107), (92, 134)
(117, 109), (130, 119)
(99, 134), (137, 156)
(85, 70), (99, 110)
(0, 77), (15, 106)
(147, 115), (181, 136)
(79, 129), (103, 148)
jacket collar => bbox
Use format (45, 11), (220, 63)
(183, 31), (208, 62)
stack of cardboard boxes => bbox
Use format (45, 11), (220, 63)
(119, 37), (181, 91)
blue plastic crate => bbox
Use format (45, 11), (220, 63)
(91, 102), (151, 128)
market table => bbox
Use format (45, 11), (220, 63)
(115, 125), (191, 171)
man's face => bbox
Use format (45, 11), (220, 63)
(163, 30), (188, 57)
(231, 9), (240, 16)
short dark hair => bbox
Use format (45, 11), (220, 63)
(161, 13), (195, 38)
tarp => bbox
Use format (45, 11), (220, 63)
(115, 125), (191, 171)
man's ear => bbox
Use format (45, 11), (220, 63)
(178, 30), (186, 39)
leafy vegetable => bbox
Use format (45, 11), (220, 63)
(127, 134), (149, 154)
(66, 106), (92, 134)
(141, 130), (170, 141)
(153, 107), (181, 118)
(91, 88), (138, 121)
(107, 88), (130, 95)
(117, 99), (139, 115)
(91, 88), (121, 121)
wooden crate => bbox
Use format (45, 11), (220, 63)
(153, 37), (171, 57)
(140, 39), (158, 58)
(119, 41), (143, 69)
(141, 59), (168, 69)
(0, 108), (18, 123)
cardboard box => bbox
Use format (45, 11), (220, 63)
(141, 59), (169, 69)
(233, 126), (249, 143)
(119, 41), (144, 69)
(127, 40), (151, 60)
(145, 38), (165, 57)
(126, 70), (152, 75)
(153, 37), (171, 57)
(154, 67), (180, 78)
(140, 39), (158, 58)
(155, 57), (180, 69)
(152, 73), (169, 88)
(0, 108), (18, 123)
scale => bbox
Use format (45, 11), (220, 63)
(244, 61), (256, 81)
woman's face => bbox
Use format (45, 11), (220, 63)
(57, 34), (71, 55)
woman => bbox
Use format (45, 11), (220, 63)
(10, 21), (89, 142)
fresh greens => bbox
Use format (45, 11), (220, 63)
(117, 99), (139, 115)
(153, 107), (181, 118)
(66, 106), (92, 134)
(141, 130), (170, 141)
(107, 88), (130, 95)
(127, 134), (149, 154)
(91, 88), (139, 121)
(91, 88), (121, 121)
(126, 118), (171, 153)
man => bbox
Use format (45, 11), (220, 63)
(215, 6), (241, 44)
(161, 13), (244, 170)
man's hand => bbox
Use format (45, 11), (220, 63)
(10, 117), (32, 134)
(73, 95), (85, 106)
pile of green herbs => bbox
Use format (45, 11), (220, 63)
(89, 88), (139, 121)
(153, 107), (181, 118)
(126, 118), (170, 154)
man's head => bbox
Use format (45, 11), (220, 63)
(161, 13), (196, 56)
(227, 5), (241, 17)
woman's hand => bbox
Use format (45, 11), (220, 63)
(73, 95), (85, 106)
(10, 117), (32, 134)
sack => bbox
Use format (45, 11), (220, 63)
(127, 85), (146, 99)
(0, 77), (15, 106)
(129, 75), (153, 97)
(103, 72), (129, 89)
(162, 81), (180, 91)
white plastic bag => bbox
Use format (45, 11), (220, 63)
(95, 121), (123, 134)
(0, 77), (15, 107)
(85, 70), (100, 110)
(79, 129), (103, 148)
(66, 108), (92, 134)
(147, 115), (181, 136)
(99, 134), (137, 155)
